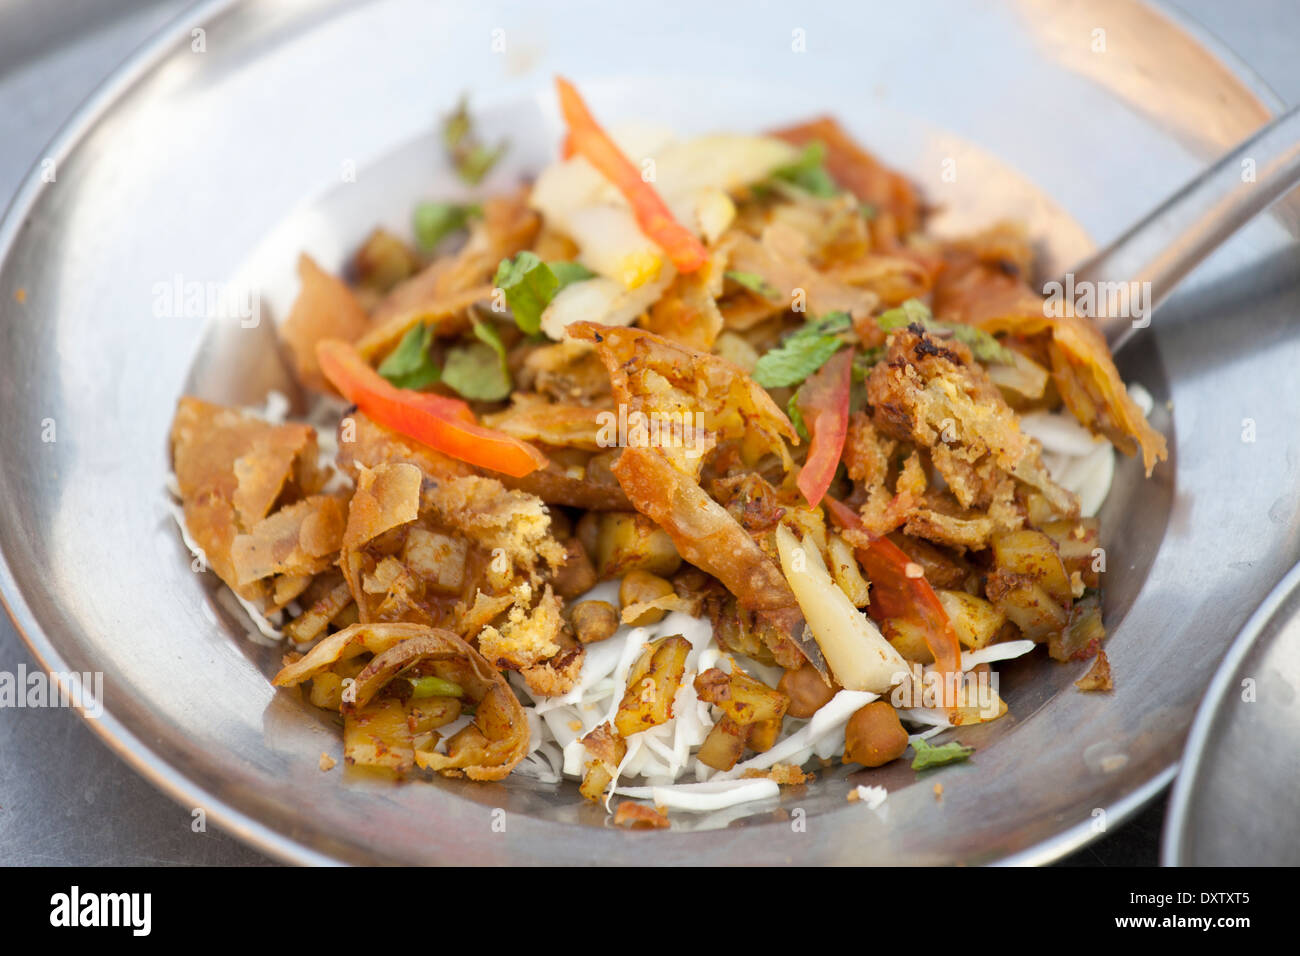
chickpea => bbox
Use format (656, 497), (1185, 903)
(844, 701), (909, 768)
(778, 664), (837, 719)
(619, 570), (675, 626)
(569, 600), (619, 644)
(552, 539), (598, 598)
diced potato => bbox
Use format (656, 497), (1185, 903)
(614, 635), (691, 736)
(936, 590), (1006, 651)
(473, 685), (526, 745)
(746, 717), (782, 753)
(407, 696), (461, 735)
(696, 716), (747, 771)
(947, 667), (1009, 725)
(595, 512), (682, 577)
(991, 530), (1073, 606)
(987, 571), (1069, 641)
(286, 581), (353, 645)
(580, 761), (615, 803)
(402, 527), (467, 594)
(827, 534), (871, 608)
(694, 667), (789, 725)
(883, 618), (933, 664)
(1049, 593), (1105, 661)
(443, 723), (491, 765)
(579, 722), (627, 802)
(713, 331), (759, 373)
(309, 671), (344, 711)
(343, 697), (414, 773)
(1041, 518), (1102, 589)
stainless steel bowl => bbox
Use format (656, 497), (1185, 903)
(2, 0), (1298, 864)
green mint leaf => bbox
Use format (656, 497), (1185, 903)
(443, 96), (471, 151)
(442, 314), (511, 401)
(549, 261), (596, 288)
(910, 737), (974, 771)
(876, 298), (934, 331)
(753, 334), (844, 389)
(493, 252), (556, 335)
(457, 142), (506, 185)
(412, 201), (480, 251)
(772, 142), (839, 198)
(494, 255), (595, 335)
(751, 311), (853, 389)
(442, 95), (507, 185)
(377, 322), (440, 390)
(725, 270), (782, 300)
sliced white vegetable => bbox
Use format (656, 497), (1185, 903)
(544, 270), (673, 340)
(1127, 381), (1155, 415)
(562, 205), (667, 289)
(1019, 410), (1104, 457)
(691, 188), (736, 244)
(1070, 443), (1115, 518)
(649, 134), (798, 199)
(775, 524), (908, 693)
(960, 639), (1036, 670)
(616, 777), (780, 812)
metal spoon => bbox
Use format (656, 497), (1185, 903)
(1066, 103), (1300, 351)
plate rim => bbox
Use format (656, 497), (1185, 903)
(0, 0), (1286, 867)
(1160, 558), (1300, 866)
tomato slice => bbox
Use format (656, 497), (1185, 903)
(795, 347), (853, 507)
(316, 339), (549, 478)
(554, 76), (708, 273)
(824, 495), (963, 687)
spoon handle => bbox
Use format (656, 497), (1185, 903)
(1067, 103), (1300, 351)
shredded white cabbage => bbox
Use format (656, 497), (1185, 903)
(615, 778), (780, 812)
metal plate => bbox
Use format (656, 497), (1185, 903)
(1, 0), (1298, 865)
(1163, 560), (1300, 865)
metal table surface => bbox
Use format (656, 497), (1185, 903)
(0, 0), (1295, 867)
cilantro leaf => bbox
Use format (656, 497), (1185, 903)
(377, 322), (440, 390)
(910, 737), (974, 771)
(442, 314), (511, 401)
(725, 270), (781, 300)
(877, 298), (1015, 365)
(771, 142), (839, 198)
(494, 253), (594, 335)
(413, 201), (480, 251)
(751, 312), (852, 389)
